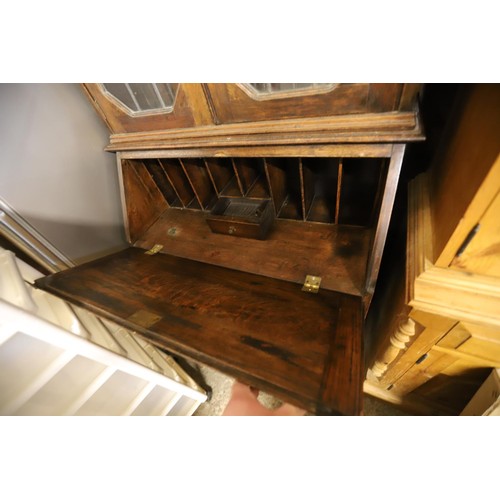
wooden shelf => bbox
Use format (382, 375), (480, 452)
(127, 155), (386, 226)
(264, 157), (302, 219)
(301, 158), (340, 223)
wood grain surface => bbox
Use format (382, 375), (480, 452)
(157, 158), (198, 207)
(204, 157), (235, 194)
(431, 85), (500, 265)
(106, 111), (422, 152)
(205, 83), (372, 124)
(36, 248), (364, 415)
(135, 209), (371, 296)
(121, 159), (168, 242)
(179, 157), (216, 209)
(142, 159), (180, 206)
(83, 83), (214, 134)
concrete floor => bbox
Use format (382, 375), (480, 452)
(190, 362), (411, 416)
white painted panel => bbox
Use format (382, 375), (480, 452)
(16, 355), (107, 416)
(0, 333), (63, 411)
(168, 397), (200, 417)
(75, 370), (149, 416)
(132, 386), (178, 416)
(0, 247), (207, 415)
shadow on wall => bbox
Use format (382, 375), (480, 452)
(24, 216), (127, 264)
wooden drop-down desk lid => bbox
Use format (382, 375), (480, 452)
(35, 247), (363, 415)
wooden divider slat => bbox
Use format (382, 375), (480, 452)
(158, 158), (196, 207)
(299, 158), (315, 221)
(232, 158), (260, 195)
(264, 158), (288, 215)
(179, 158), (216, 209)
(204, 158), (235, 195)
(334, 159), (343, 224)
(141, 159), (179, 206)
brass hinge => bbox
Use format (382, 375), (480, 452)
(302, 275), (321, 294)
(145, 244), (163, 255)
(127, 309), (162, 328)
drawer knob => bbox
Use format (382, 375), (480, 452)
(228, 226), (236, 235)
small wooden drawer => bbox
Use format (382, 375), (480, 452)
(206, 198), (274, 240)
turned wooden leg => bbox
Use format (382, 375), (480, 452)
(371, 317), (417, 378)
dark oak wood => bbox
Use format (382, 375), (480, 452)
(220, 176), (243, 197)
(246, 175), (270, 199)
(84, 83), (422, 151)
(231, 158), (261, 195)
(82, 83), (214, 134)
(319, 297), (363, 414)
(301, 158), (340, 224)
(35, 248), (364, 415)
(335, 159), (343, 224)
(186, 198), (202, 210)
(142, 159), (179, 206)
(299, 158), (314, 220)
(307, 197), (332, 224)
(365, 145), (406, 296)
(106, 115), (423, 151)
(206, 198), (274, 240)
(204, 157), (235, 194)
(399, 84), (423, 111)
(200, 83), (220, 124)
(77, 84), (425, 415)
(368, 159), (389, 228)
(119, 144), (394, 159)
(264, 158), (288, 215)
(263, 158), (302, 219)
(277, 196), (302, 221)
(179, 158), (216, 209)
(367, 84), (402, 112)
(119, 149), (401, 302)
(338, 158), (385, 226)
(281, 159), (302, 221)
(121, 159), (168, 242)
(134, 209), (371, 296)
(157, 158), (197, 208)
(205, 83), (373, 124)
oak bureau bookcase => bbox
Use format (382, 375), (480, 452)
(36, 83), (424, 415)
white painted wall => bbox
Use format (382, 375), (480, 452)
(0, 83), (126, 262)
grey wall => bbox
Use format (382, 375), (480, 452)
(0, 84), (126, 262)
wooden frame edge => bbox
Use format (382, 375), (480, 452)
(363, 380), (454, 415)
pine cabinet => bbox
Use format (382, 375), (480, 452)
(368, 84), (500, 414)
